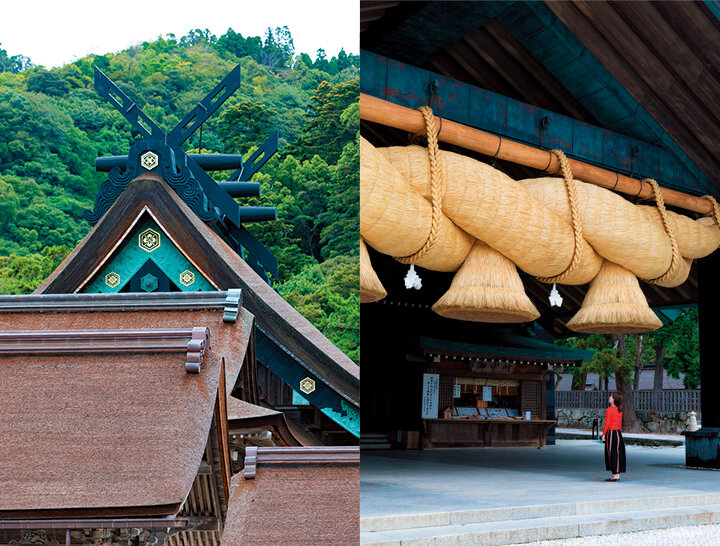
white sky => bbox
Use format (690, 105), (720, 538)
(0, 0), (359, 68)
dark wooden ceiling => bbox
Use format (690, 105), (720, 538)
(545, 1), (720, 192)
(361, 0), (720, 190)
(360, 0), (703, 335)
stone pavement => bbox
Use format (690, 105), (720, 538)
(360, 440), (720, 544)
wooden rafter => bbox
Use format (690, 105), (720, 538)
(545, 1), (720, 184)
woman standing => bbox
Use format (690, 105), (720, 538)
(602, 392), (626, 482)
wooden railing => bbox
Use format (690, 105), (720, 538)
(556, 390), (701, 412)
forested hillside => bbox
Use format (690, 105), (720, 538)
(0, 27), (359, 362)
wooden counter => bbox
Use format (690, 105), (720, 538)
(422, 418), (555, 448)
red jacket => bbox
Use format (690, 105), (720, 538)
(603, 406), (622, 436)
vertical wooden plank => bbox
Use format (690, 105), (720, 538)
(434, 76), (470, 125)
(505, 99), (543, 146)
(214, 358), (232, 504)
(467, 87), (507, 142)
(360, 50), (389, 99)
(385, 57), (430, 110)
(544, 112), (573, 154)
(634, 139), (659, 182)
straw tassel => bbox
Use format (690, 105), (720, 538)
(567, 261), (662, 334)
(360, 238), (387, 303)
(432, 241), (540, 323)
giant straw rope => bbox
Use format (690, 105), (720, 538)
(360, 111), (720, 292)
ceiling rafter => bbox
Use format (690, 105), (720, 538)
(546, 1), (720, 184)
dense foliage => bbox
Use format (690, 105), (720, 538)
(0, 28), (359, 362)
(556, 308), (700, 391)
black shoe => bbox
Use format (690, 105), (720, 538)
(605, 478), (620, 482)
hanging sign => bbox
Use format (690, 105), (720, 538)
(482, 386), (493, 401)
(453, 383), (461, 398)
(421, 373), (440, 419)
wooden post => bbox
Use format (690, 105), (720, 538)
(686, 251), (720, 468)
(361, 93), (716, 215)
(698, 252), (720, 429)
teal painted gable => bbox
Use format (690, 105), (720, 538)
(84, 217), (215, 293)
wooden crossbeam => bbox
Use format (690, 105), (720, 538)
(0, 518), (216, 530)
(360, 93), (717, 215)
(243, 446), (360, 479)
(0, 327), (209, 373)
(0, 290), (242, 323)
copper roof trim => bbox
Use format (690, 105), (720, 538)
(0, 290), (242, 322)
(243, 446), (360, 479)
(0, 327), (209, 373)
(222, 289), (242, 323)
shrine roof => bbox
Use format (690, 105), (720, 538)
(227, 398), (280, 420)
(421, 333), (594, 362)
(221, 448), (360, 545)
(0, 303), (250, 518)
(35, 175), (359, 429)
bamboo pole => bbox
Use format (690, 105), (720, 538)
(360, 93), (715, 215)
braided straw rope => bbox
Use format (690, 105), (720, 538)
(702, 194), (720, 227)
(536, 149), (584, 283)
(397, 106), (443, 265)
(645, 178), (680, 285)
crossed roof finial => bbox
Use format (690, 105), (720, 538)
(87, 65), (279, 280)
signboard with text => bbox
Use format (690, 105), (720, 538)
(421, 373), (440, 419)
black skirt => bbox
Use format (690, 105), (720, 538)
(604, 429), (626, 474)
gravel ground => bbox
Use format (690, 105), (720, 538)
(522, 523), (720, 545)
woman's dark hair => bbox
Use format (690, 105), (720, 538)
(612, 392), (623, 412)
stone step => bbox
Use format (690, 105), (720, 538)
(361, 443), (392, 450)
(361, 433), (392, 449)
(360, 493), (720, 532)
(360, 502), (720, 545)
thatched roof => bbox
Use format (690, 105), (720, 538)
(222, 448), (359, 545)
(0, 304), (251, 518)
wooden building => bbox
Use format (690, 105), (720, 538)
(360, 1), (720, 462)
(418, 335), (591, 449)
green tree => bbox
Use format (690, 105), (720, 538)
(216, 29), (262, 60)
(276, 255), (359, 363)
(0, 245), (70, 294)
(651, 308), (699, 388)
(218, 100), (277, 153)
(320, 137), (359, 259)
(258, 26), (295, 69)
(0, 44), (32, 73)
(26, 69), (70, 97)
(290, 78), (359, 163)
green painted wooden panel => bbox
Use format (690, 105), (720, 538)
(256, 326), (359, 437)
(361, 51), (388, 99)
(84, 218), (214, 293)
(362, 50), (714, 196)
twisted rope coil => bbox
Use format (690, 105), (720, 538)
(644, 178), (680, 285)
(702, 194), (720, 227)
(397, 106), (444, 265)
(536, 149), (585, 283)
